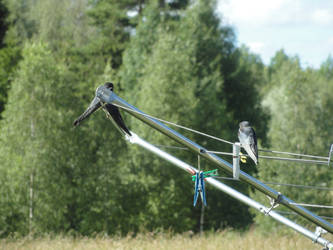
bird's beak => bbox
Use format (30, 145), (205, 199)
(73, 96), (102, 126)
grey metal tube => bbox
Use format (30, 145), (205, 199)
(96, 86), (333, 234)
(128, 132), (333, 249)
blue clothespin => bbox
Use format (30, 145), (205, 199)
(193, 171), (207, 207)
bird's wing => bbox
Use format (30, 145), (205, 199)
(239, 127), (258, 164)
(243, 144), (258, 164)
(248, 128), (258, 159)
(244, 128), (259, 164)
(105, 104), (131, 136)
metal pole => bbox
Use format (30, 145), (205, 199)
(233, 143), (240, 179)
(96, 86), (333, 234)
(127, 132), (333, 249)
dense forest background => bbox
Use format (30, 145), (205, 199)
(0, 0), (332, 237)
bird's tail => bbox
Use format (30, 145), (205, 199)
(73, 97), (102, 126)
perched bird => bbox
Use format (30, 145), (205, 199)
(238, 121), (258, 165)
(73, 82), (131, 136)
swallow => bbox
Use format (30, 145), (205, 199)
(238, 121), (258, 165)
(73, 82), (131, 136)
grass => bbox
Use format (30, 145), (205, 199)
(1, 229), (331, 250)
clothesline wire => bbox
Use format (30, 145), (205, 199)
(151, 144), (328, 165)
(139, 143), (333, 206)
(113, 103), (233, 145)
(289, 203), (333, 209)
(276, 210), (333, 221)
(103, 103), (332, 190)
(107, 103), (333, 214)
(138, 142), (333, 205)
(108, 105), (333, 209)
(113, 102), (331, 161)
(258, 149), (328, 160)
(259, 181), (333, 191)
(214, 177), (333, 209)
(207, 150), (329, 165)
(214, 176), (333, 191)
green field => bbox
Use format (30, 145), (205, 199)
(1, 230), (331, 250)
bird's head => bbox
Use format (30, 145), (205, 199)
(73, 83), (113, 127)
(104, 82), (114, 91)
(73, 82), (116, 127)
(239, 121), (250, 128)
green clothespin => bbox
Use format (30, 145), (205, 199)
(192, 169), (218, 181)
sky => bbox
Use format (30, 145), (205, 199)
(217, 0), (333, 68)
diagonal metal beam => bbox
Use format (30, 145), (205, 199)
(96, 85), (333, 234)
(128, 132), (333, 249)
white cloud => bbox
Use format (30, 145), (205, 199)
(312, 9), (333, 25)
(218, 0), (333, 27)
(247, 42), (265, 54)
(216, 0), (333, 68)
(328, 36), (333, 45)
(217, 0), (300, 26)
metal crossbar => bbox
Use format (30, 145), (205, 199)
(207, 150), (329, 165)
(150, 145), (329, 165)
(95, 85), (333, 238)
(110, 101), (331, 164)
(126, 132), (333, 249)
(215, 176), (333, 191)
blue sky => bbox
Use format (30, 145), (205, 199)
(217, 0), (333, 68)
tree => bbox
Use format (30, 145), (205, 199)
(319, 55), (333, 80)
(0, 0), (146, 235)
(0, 0), (271, 235)
(0, 41), (20, 118)
(0, 42), (71, 234)
(253, 52), (333, 231)
(126, 29), (198, 232)
(0, 0), (21, 118)
(0, 0), (8, 48)
(0, 42), (122, 235)
(118, 0), (268, 231)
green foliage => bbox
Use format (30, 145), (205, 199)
(87, 0), (190, 71)
(0, 42), (69, 235)
(3, 0), (36, 44)
(126, 28), (198, 232)
(0, 0), (8, 48)
(253, 52), (333, 231)
(0, 0), (21, 118)
(319, 55), (333, 80)
(0, 40), (21, 117)
(120, 1), (167, 101)
(119, 0), (266, 232)
(0, 42), (122, 235)
(87, 0), (136, 69)
(3, 0), (331, 238)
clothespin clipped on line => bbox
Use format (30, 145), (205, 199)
(192, 169), (218, 207)
(193, 172), (206, 207)
(192, 169), (218, 181)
